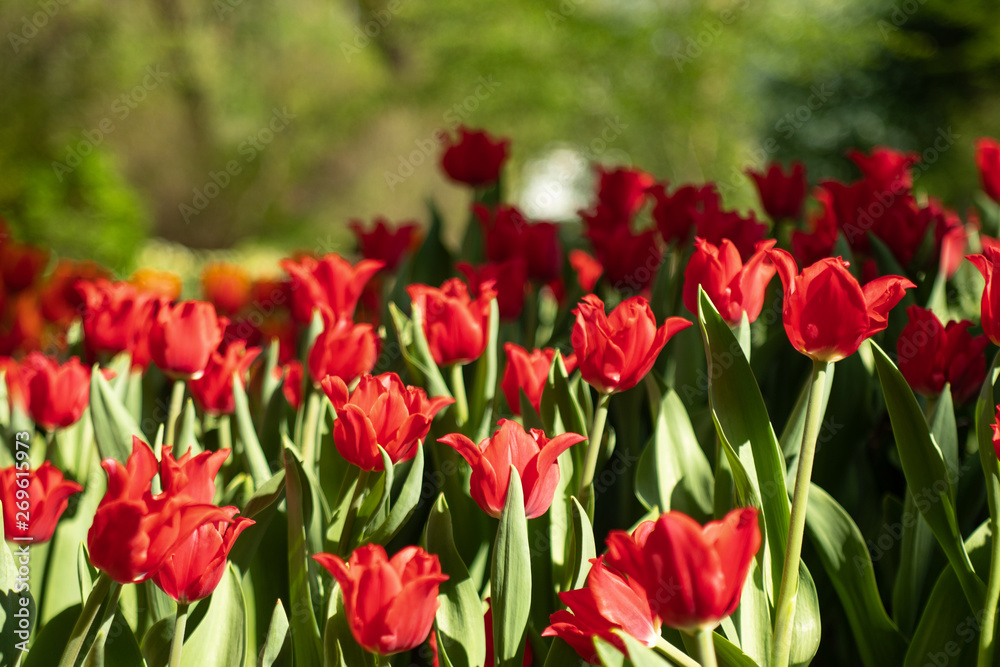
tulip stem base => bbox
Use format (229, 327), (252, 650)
(771, 359), (830, 667)
(340, 469), (371, 556)
(694, 629), (718, 667)
(654, 636), (702, 667)
(57, 571), (116, 667)
(165, 380), (185, 449)
(450, 364), (469, 428)
(577, 392), (611, 510)
(168, 602), (190, 667)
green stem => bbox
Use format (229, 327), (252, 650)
(694, 628), (718, 667)
(165, 380), (185, 449)
(771, 359), (830, 667)
(56, 571), (116, 667)
(450, 364), (469, 427)
(653, 636), (701, 667)
(340, 469), (372, 556)
(218, 414), (233, 454)
(168, 602), (190, 667)
(577, 392), (612, 507)
(523, 288), (538, 350)
(300, 390), (322, 468)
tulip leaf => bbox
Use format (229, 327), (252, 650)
(635, 375), (713, 521)
(365, 443), (425, 545)
(355, 448), (394, 547)
(568, 496), (596, 590)
(593, 637), (626, 667)
(171, 564), (246, 667)
(778, 363), (835, 464)
(542, 352), (587, 439)
(174, 398), (200, 458)
(471, 298), (500, 442)
(282, 446), (324, 667)
(804, 483), (907, 666)
(870, 342), (984, 609)
(542, 637), (586, 667)
(241, 469), (286, 519)
(893, 385), (956, 636)
(258, 600), (290, 667)
(82, 609), (144, 667)
(617, 632), (681, 666)
(0, 511), (36, 665)
(902, 520), (992, 667)
(697, 289), (790, 602)
(519, 389), (545, 431)
(492, 471), (532, 667)
(233, 371), (272, 486)
(410, 302), (454, 401)
(424, 494), (486, 667)
(713, 632), (761, 667)
(89, 364), (144, 463)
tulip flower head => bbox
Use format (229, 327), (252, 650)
(280, 253), (384, 325)
(307, 311), (380, 386)
(19, 352), (96, 430)
(571, 294), (692, 394)
(439, 419), (586, 519)
(0, 462), (82, 543)
(439, 126), (510, 187)
(767, 249), (914, 362)
(543, 558), (662, 664)
(746, 161), (807, 221)
(683, 238), (777, 325)
(149, 300), (228, 379)
(896, 306), (987, 405)
(321, 372), (454, 471)
(604, 507), (761, 632)
(188, 341), (262, 416)
(407, 279), (496, 367)
(976, 138), (1000, 204)
(967, 246), (1000, 346)
(500, 344), (577, 416)
(313, 544), (448, 656)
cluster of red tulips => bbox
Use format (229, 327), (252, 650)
(7, 128), (1000, 667)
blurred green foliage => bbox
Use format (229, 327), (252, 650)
(1, 0), (999, 270)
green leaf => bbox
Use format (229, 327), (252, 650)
(491, 472), (532, 667)
(233, 371), (272, 486)
(365, 443), (425, 545)
(470, 298), (500, 441)
(804, 483), (908, 666)
(175, 398), (200, 457)
(697, 289), (790, 601)
(778, 363), (835, 463)
(542, 637), (587, 667)
(257, 600), (290, 667)
(174, 565), (247, 667)
(635, 376), (713, 520)
(413, 199), (456, 286)
(282, 447), (323, 667)
(568, 496), (596, 590)
(89, 365), (144, 463)
(871, 342), (984, 609)
(713, 632), (762, 667)
(25, 603), (145, 667)
(541, 352), (587, 439)
(241, 469), (286, 519)
(410, 301), (454, 401)
(424, 494), (486, 667)
(593, 637), (625, 667)
(354, 449), (395, 547)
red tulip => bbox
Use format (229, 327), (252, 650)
(569, 250), (603, 293)
(149, 300), (228, 379)
(280, 253), (384, 325)
(897, 306), (988, 405)
(307, 314), (380, 386)
(0, 461), (82, 543)
(746, 161), (807, 221)
(153, 512), (254, 603)
(279, 360), (304, 410)
(542, 558), (662, 664)
(201, 262), (252, 317)
(585, 225), (662, 293)
(683, 238), (777, 325)
(313, 544), (448, 656)
(0, 293), (45, 357)
(349, 217), (421, 273)
(976, 138), (1000, 204)
(604, 507), (761, 631)
(501, 344), (577, 416)
(321, 373), (454, 471)
(690, 199), (768, 261)
(457, 259), (527, 321)
(571, 294), (692, 394)
(474, 205), (563, 282)
(39, 259), (110, 326)
(19, 353), (94, 430)
(77, 279), (152, 359)
(440, 126), (510, 187)
(439, 419), (586, 519)
(767, 249), (914, 362)
(188, 341), (262, 416)
(991, 407), (1000, 461)
(0, 239), (48, 293)
(407, 279), (496, 366)
(650, 182), (720, 246)
(87, 438), (235, 584)
(847, 146), (919, 193)
(593, 167), (655, 221)
(129, 296), (161, 372)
